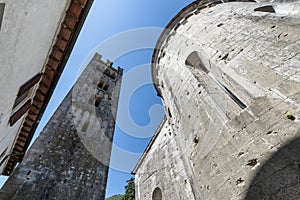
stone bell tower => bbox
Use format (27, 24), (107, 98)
(0, 53), (123, 200)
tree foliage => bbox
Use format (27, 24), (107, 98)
(106, 194), (124, 200)
(122, 177), (135, 200)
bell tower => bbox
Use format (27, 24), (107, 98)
(0, 53), (123, 200)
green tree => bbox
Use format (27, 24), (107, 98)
(122, 177), (135, 200)
(106, 194), (124, 200)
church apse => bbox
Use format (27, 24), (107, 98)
(134, 1), (300, 199)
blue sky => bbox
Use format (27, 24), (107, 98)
(0, 0), (195, 197)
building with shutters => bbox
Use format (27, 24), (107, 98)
(0, 0), (93, 175)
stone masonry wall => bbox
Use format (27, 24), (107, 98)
(136, 1), (300, 200)
(0, 53), (123, 200)
(135, 118), (196, 200)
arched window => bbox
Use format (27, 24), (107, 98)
(152, 187), (162, 200)
(185, 51), (208, 73)
(103, 84), (109, 91)
(94, 97), (102, 107)
(185, 51), (246, 109)
(104, 68), (116, 79)
(97, 81), (104, 89)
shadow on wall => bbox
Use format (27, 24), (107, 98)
(246, 135), (300, 200)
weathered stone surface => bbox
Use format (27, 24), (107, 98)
(0, 53), (123, 200)
(135, 1), (300, 200)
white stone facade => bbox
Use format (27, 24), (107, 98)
(134, 1), (300, 199)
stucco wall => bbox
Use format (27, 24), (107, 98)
(0, 0), (70, 173)
(137, 1), (300, 199)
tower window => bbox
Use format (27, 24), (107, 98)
(97, 81), (109, 91)
(0, 3), (5, 31)
(104, 68), (116, 79)
(110, 73), (116, 79)
(97, 81), (104, 89)
(103, 84), (109, 91)
(95, 97), (102, 107)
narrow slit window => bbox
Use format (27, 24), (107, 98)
(0, 3), (5, 31)
(81, 122), (89, 132)
(167, 108), (172, 118)
(186, 51), (246, 109)
(95, 97), (102, 107)
(254, 6), (275, 13)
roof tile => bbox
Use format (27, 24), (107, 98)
(59, 27), (72, 41)
(55, 38), (68, 52)
(47, 58), (60, 71)
(77, 0), (88, 6)
(64, 14), (78, 30)
(44, 67), (55, 81)
(51, 48), (64, 61)
(69, 2), (83, 18)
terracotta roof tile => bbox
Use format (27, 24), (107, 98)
(64, 14), (78, 30)
(30, 105), (41, 115)
(69, 2), (83, 18)
(16, 139), (26, 147)
(27, 113), (38, 122)
(14, 145), (23, 152)
(21, 124), (31, 136)
(28, 106), (40, 116)
(32, 99), (43, 109)
(58, 26), (72, 41)
(44, 67), (55, 81)
(40, 76), (52, 88)
(51, 48), (64, 61)
(47, 58), (60, 71)
(24, 118), (34, 128)
(55, 38), (68, 52)
(20, 131), (29, 138)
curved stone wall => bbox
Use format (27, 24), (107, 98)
(150, 1), (300, 199)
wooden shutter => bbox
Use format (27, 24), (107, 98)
(17, 73), (42, 97)
(9, 100), (31, 126)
